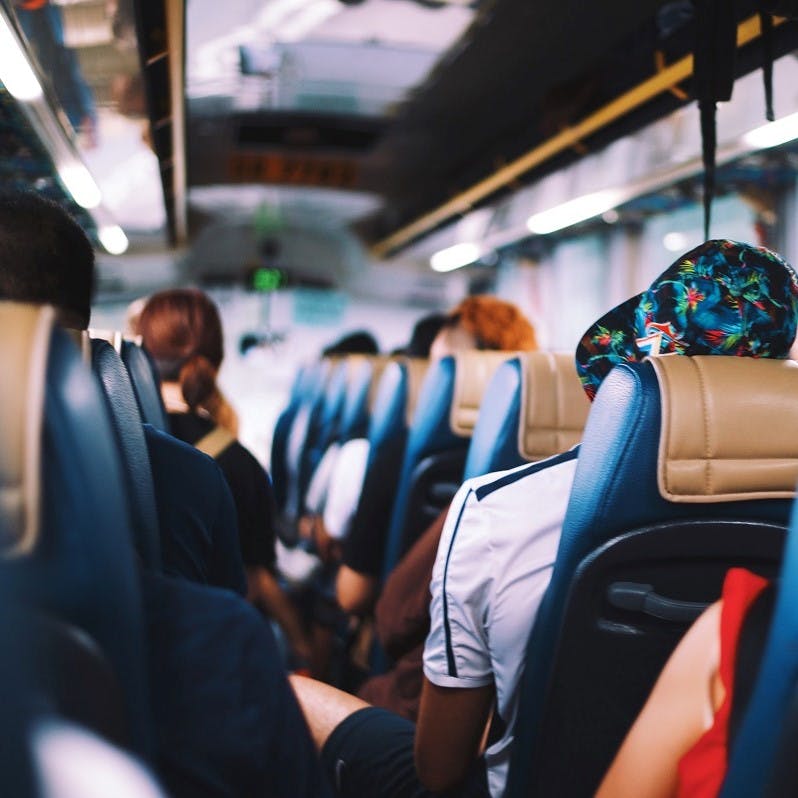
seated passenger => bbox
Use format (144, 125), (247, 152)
(336, 295), (538, 617)
(139, 289), (312, 664)
(0, 189), (330, 797)
(291, 240), (798, 798)
(597, 568), (772, 798)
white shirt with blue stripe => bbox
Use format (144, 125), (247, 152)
(423, 447), (579, 798)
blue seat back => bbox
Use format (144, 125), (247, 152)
(463, 352), (588, 480)
(0, 304), (151, 758)
(120, 339), (169, 432)
(508, 356), (798, 797)
(721, 501), (798, 796)
(339, 357), (385, 443)
(91, 339), (161, 571)
(381, 351), (513, 576)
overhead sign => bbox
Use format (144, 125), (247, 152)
(228, 152), (358, 189)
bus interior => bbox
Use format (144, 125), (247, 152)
(2, 0), (798, 795)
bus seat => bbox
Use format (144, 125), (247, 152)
(463, 352), (589, 480)
(91, 339), (162, 571)
(339, 356), (389, 444)
(271, 363), (313, 515)
(381, 351), (514, 577)
(345, 358), (429, 578)
(120, 339), (169, 432)
(507, 356), (798, 798)
(721, 495), (798, 798)
(0, 303), (151, 757)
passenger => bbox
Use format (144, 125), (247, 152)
(336, 295), (537, 617)
(290, 240), (798, 798)
(0, 190), (330, 798)
(138, 288), (312, 664)
(597, 568), (773, 797)
(322, 329), (379, 357)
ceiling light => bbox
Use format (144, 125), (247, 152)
(430, 242), (480, 272)
(743, 111), (798, 150)
(663, 231), (688, 252)
(98, 225), (129, 255)
(57, 162), (102, 209)
(0, 14), (43, 101)
(526, 190), (624, 235)
(277, 0), (340, 42)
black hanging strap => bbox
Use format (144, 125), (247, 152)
(693, 0), (737, 240)
(760, 10), (776, 121)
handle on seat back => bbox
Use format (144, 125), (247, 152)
(607, 582), (708, 623)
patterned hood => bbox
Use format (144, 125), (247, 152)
(575, 239), (798, 400)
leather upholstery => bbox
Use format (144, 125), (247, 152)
(518, 351), (589, 461)
(0, 303), (151, 756)
(450, 350), (515, 436)
(0, 303), (50, 556)
(721, 498), (798, 797)
(120, 340), (169, 432)
(91, 339), (161, 570)
(463, 357), (525, 480)
(652, 356), (798, 502)
(404, 357), (430, 427)
(508, 358), (794, 797)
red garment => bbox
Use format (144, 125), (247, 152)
(676, 568), (769, 798)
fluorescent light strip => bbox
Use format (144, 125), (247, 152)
(0, 14), (43, 101)
(98, 225), (129, 255)
(526, 189), (624, 235)
(743, 111), (798, 150)
(430, 242), (480, 272)
(57, 162), (102, 209)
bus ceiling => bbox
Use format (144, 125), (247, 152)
(2, 1), (798, 270)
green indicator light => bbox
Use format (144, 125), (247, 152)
(252, 267), (282, 292)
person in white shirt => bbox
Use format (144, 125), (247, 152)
(290, 240), (798, 798)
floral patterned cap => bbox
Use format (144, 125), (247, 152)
(575, 240), (798, 400)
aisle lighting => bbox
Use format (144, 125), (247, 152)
(57, 162), (102, 209)
(0, 14), (43, 101)
(526, 189), (624, 235)
(98, 225), (129, 255)
(430, 242), (481, 272)
(743, 111), (798, 150)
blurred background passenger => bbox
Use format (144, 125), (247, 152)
(322, 330), (379, 357)
(336, 294), (538, 626)
(139, 288), (311, 663)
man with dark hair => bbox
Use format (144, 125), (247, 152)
(0, 191), (95, 329)
(0, 189), (330, 797)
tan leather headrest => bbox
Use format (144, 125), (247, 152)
(365, 356), (390, 412)
(651, 355), (798, 503)
(519, 352), (590, 460)
(404, 358), (430, 427)
(450, 351), (517, 437)
(0, 302), (53, 556)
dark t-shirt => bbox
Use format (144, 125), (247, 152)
(142, 571), (331, 798)
(143, 424), (247, 596)
(168, 414), (277, 573)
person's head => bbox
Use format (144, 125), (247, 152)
(404, 313), (448, 358)
(0, 190), (95, 329)
(575, 239), (798, 401)
(138, 288), (224, 414)
(430, 295), (538, 360)
(322, 330), (379, 357)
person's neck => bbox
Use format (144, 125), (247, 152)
(161, 381), (190, 414)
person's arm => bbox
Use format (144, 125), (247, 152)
(415, 677), (494, 791)
(336, 565), (378, 615)
(596, 602), (723, 798)
(248, 566), (312, 664)
(375, 506), (448, 658)
(417, 484), (494, 792)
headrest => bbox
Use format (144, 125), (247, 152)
(404, 357), (430, 427)
(450, 351), (517, 437)
(89, 328), (124, 353)
(651, 355), (798, 502)
(366, 356), (390, 412)
(518, 352), (590, 461)
(0, 303), (52, 556)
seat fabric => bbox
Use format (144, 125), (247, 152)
(120, 340), (168, 432)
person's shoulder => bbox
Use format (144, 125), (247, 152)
(465, 446), (580, 504)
